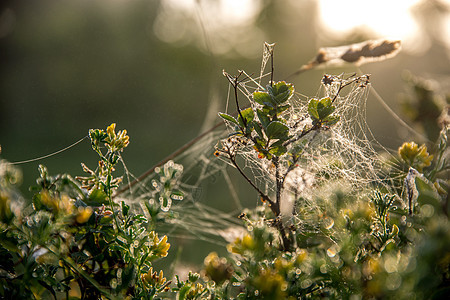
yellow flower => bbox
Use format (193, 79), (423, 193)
(227, 234), (256, 255)
(105, 123), (129, 152)
(107, 123), (116, 138)
(149, 232), (170, 258)
(141, 267), (167, 289)
(40, 191), (74, 215)
(59, 194), (74, 215)
(204, 252), (233, 284)
(252, 267), (287, 299)
(75, 206), (93, 224)
(185, 283), (205, 299)
(242, 234), (256, 249)
(398, 142), (433, 172)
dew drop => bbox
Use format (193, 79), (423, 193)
(327, 247), (337, 258)
(323, 217), (334, 230)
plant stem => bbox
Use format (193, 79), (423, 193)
(273, 157), (292, 251)
(229, 156), (273, 207)
(264, 42), (275, 87)
(230, 154), (291, 250)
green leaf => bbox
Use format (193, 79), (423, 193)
(237, 107), (255, 128)
(269, 139), (285, 148)
(257, 109), (270, 128)
(267, 81), (294, 105)
(121, 201), (130, 217)
(266, 121), (289, 140)
(308, 98), (320, 121)
(253, 92), (273, 107)
(218, 113), (238, 125)
(317, 97), (335, 120)
(139, 252), (150, 266)
(178, 284), (192, 300)
(269, 145), (287, 156)
(252, 122), (264, 139)
(0, 233), (19, 253)
(308, 97), (338, 124)
(269, 140), (288, 156)
(277, 104), (290, 114)
(86, 189), (108, 206)
(323, 115), (340, 126)
(255, 136), (266, 148)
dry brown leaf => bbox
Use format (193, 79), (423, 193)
(290, 39), (401, 77)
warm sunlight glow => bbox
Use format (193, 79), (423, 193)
(164, 0), (259, 25)
(318, 0), (422, 50)
(155, 0), (262, 57)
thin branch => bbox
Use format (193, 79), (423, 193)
(331, 77), (344, 103)
(264, 42), (275, 86)
(331, 73), (369, 103)
(229, 156), (274, 208)
(223, 70), (247, 128)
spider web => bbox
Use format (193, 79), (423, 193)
(220, 46), (400, 208)
(117, 43), (402, 247)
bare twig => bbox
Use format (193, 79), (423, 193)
(264, 42), (275, 86)
(223, 70), (247, 128)
(228, 155), (274, 208)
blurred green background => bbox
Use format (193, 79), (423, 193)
(1, 0), (449, 266)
